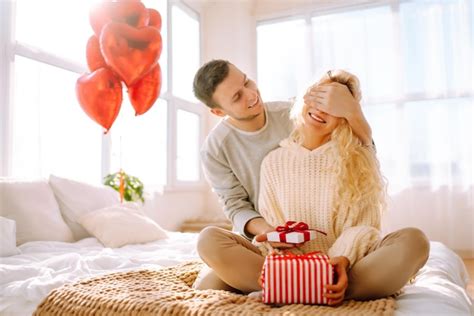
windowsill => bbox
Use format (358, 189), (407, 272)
(145, 183), (209, 195)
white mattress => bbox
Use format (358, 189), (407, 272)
(0, 234), (472, 315)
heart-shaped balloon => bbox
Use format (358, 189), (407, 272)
(100, 22), (162, 87)
(128, 63), (162, 116)
(86, 35), (106, 72)
(147, 9), (162, 31)
(76, 68), (123, 133)
(89, 1), (149, 37)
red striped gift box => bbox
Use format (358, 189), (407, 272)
(261, 252), (335, 305)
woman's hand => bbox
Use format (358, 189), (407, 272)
(325, 256), (350, 306)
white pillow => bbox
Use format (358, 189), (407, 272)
(49, 175), (120, 240)
(0, 217), (20, 256)
(78, 205), (168, 248)
(0, 179), (74, 245)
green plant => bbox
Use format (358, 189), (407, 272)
(103, 170), (145, 203)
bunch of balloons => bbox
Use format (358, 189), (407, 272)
(76, 0), (163, 133)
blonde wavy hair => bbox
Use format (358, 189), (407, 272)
(290, 70), (387, 236)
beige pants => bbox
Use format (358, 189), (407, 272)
(195, 226), (430, 300)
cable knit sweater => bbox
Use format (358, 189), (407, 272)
(258, 138), (381, 268)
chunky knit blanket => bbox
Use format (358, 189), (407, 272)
(34, 261), (396, 315)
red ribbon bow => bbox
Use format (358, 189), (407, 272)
(271, 251), (326, 260)
(275, 221), (327, 243)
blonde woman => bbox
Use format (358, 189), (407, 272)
(254, 70), (430, 304)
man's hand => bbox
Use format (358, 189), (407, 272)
(246, 218), (306, 250)
(325, 256), (350, 306)
(304, 82), (372, 146)
(304, 82), (361, 119)
(244, 217), (275, 238)
(254, 231), (300, 250)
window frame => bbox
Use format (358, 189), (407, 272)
(165, 0), (207, 191)
(0, 0), (206, 191)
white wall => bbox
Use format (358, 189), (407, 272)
(144, 189), (207, 230)
(200, 0), (257, 79)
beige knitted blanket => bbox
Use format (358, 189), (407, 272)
(34, 261), (396, 315)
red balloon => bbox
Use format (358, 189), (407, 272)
(89, 2), (149, 37)
(147, 9), (162, 31)
(128, 63), (162, 116)
(76, 68), (122, 133)
(100, 22), (162, 87)
(86, 35), (106, 71)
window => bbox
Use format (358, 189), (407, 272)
(257, 0), (473, 193)
(10, 0), (100, 184)
(311, 6), (397, 102)
(1, 0), (204, 189)
(11, 56), (103, 182)
(176, 109), (200, 182)
(257, 18), (311, 102)
(167, 2), (205, 187)
(15, 0), (91, 65)
(110, 99), (168, 187)
(171, 4), (200, 102)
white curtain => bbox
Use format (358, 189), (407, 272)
(257, 0), (473, 256)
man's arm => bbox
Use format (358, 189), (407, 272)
(201, 149), (267, 238)
(345, 104), (372, 146)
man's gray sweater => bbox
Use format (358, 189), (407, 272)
(200, 101), (293, 238)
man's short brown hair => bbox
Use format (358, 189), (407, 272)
(193, 59), (230, 109)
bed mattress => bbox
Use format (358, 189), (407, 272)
(0, 233), (472, 315)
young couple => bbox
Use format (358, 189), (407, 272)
(192, 59), (429, 305)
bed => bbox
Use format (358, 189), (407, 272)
(0, 177), (472, 315)
(0, 234), (471, 315)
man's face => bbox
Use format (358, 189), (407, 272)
(211, 64), (264, 121)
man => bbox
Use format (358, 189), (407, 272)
(192, 59), (373, 294)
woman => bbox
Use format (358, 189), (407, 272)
(255, 70), (429, 304)
(195, 70), (429, 306)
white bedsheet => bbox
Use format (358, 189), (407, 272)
(0, 232), (199, 315)
(0, 235), (472, 316)
(395, 241), (472, 315)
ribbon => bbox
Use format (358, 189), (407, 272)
(275, 221), (327, 243)
(269, 251), (329, 261)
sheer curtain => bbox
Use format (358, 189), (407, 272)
(257, 0), (473, 256)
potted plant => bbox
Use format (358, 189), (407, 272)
(103, 170), (145, 203)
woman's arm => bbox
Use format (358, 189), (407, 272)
(328, 225), (381, 269)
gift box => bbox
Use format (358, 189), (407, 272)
(266, 221), (326, 244)
(261, 252), (335, 305)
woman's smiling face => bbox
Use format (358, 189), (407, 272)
(301, 102), (341, 138)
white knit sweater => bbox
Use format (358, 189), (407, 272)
(258, 138), (381, 268)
